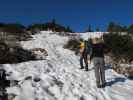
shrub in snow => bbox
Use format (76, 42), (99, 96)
(0, 45), (36, 64)
(63, 38), (80, 55)
(0, 24), (32, 41)
(1, 47), (49, 64)
(103, 33), (133, 63)
(0, 42), (9, 60)
(0, 39), (49, 64)
(104, 33), (133, 77)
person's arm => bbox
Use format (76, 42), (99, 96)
(79, 48), (84, 56)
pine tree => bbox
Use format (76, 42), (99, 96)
(96, 27), (100, 32)
(66, 26), (73, 32)
(128, 24), (133, 34)
(107, 22), (115, 32)
(107, 22), (124, 32)
(86, 25), (93, 32)
(52, 19), (56, 26)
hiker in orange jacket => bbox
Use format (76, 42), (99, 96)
(79, 38), (92, 71)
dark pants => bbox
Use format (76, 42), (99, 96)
(80, 53), (88, 70)
(92, 57), (106, 87)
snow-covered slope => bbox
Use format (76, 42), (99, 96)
(3, 31), (133, 100)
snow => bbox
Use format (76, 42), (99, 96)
(2, 31), (133, 100)
(76, 32), (107, 40)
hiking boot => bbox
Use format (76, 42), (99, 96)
(85, 65), (88, 71)
(80, 67), (84, 69)
(97, 83), (106, 88)
(80, 64), (84, 69)
(96, 81), (101, 88)
(101, 82), (106, 88)
(85, 68), (89, 71)
(101, 85), (105, 88)
(97, 85), (102, 88)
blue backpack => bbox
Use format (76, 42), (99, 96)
(84, 40), (92, 55)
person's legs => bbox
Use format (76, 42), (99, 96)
(80, 56), (84, 69)
(84, 53), (88, 71)
(99, 58), (106, 87)
(93, 58), (101, 87)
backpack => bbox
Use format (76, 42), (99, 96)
(79, 41), (85, 49)
(84, 40), (92, 55)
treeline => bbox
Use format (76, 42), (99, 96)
(0, 23), (26, 33)
(85, 22), (133, 34)
(28, 19), (73, 33)
(107, 22), (133, 34)
(0, 23), (32, 41)
(1, 21), (133, 33)
(0, 19), (73, 34)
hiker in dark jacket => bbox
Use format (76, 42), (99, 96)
(91, 37), (106, 88)
(79, 38), (92, 71)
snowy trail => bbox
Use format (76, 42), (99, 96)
(3, 31), (133, 100)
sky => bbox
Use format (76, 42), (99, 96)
(0, 0), (133, 32)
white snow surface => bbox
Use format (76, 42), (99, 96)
(76, 32), (106, 40)
(2, 31), (133, 100)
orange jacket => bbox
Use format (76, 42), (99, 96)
(79, 42), (85, 54)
